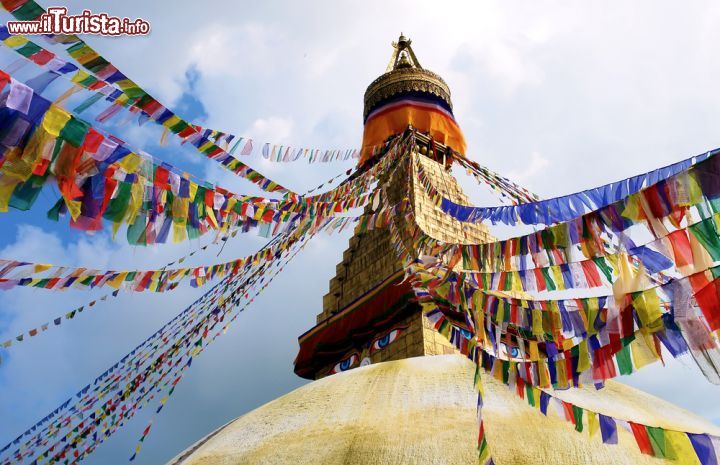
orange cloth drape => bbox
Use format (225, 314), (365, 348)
(360, 103), (466, 165)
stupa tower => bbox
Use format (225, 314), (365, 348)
(294, 34), (492, 380)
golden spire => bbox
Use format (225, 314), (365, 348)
(364, 34), (452, 119)
(386, 32), (423, 71)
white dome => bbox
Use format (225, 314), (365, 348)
(169, 355), (720, 465)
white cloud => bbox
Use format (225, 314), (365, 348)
(186, 23), (276, 79)
(245, 116), (294, 143)
(505, 151), (550, 186)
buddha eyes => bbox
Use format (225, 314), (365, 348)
(330, 353), (359, 374)
(498, 342), (522, 360)
(329, 326), (406, 375)
(371, 327), (405, 352)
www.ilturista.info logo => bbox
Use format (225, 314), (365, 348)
(7, 7), (150, 36)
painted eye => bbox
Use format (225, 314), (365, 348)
(371, 328), (403, 352)
(498, 343), (522, 360)
(330, 353), (359, 374)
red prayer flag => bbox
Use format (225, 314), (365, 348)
(516, 373), (525, 399)
(154, 166), (170, 190)
(208, 147), (223, 158)
(534, 268), (547, 292)
(581, 260), (602, 287)
(0, 70), (11, 94)
(667, 230), (693, 268)
(82, 128), (104, 154)
(693, 279), (720, 331)
(177, 126), (196, 138)
(88, 81), (106, 91)
(629, 422), (655, 456)
(29, 49), (54, 65)
(592, 346), (617, 381)
(262, 209), (274, 223)
(0, 0), (29, 12)
(562, 401), (575, 423)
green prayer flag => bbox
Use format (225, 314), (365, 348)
(102, 182), (132, 222)
(540, 267), (556, 291)
(689, 218), (720, 261)
(46, 197), (65, 221)
(15, 42), (41, 57)
(9, 175), (44, 211)
(616, 345), (634, 375)
(572, 405), (584, 432)
(59, 117), (89, 147)
(593, 257), (614, 282)
(647, 426), (667, 458)
(73, 93), (104, 114)
(12, 1), (44, 21)
(83, 56), (111, 73)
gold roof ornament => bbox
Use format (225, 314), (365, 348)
(363, 33), (453, 119)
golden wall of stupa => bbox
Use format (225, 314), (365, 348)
(311, 138), (491, 379)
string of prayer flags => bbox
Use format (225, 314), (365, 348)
(124, 231), (317, 462)
(0, 212), (359, 295)
(0, 222), (319, 465)
(478, 348), (720, 463)
(429, 185), (720, 278)
(0, 290), (119, 353)
(418, 147), (718, 226)
(424, 301), (720, 464)
(0, 13), (355, 187)
(451, 150), (540, 204)
(0, 76), (397, 244)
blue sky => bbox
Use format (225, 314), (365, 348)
(1, 1), (720, 464)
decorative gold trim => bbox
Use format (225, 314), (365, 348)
(363, 67), (452, 118)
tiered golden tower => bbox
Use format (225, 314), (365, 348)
(294, 37), (492, 380)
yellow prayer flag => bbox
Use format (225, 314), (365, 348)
(159, 127), (170, 146)
(529, 340), (539, 361)
(532, 309), (543, 336)
(206, 207), (219, 229)
(188, 182), (198, 201)
(70, 70), (92, 85)
(33, 264), (53, 273)
(173, 220), (187, 243)
(41, 105), (71, 138)
(555, 359), (568, 389)
(551, 265), (565, 290)
(631, 330), (661, 370)
(0, 179), (18, 212)
(587, 410), (599, 438)
(3, 36), (28, 47)
(633, 289), (662, 328)
(621, 194), (645, 221)
(107, 272), (127, 289)
(116, 152), (141, 173)
(65, 199), (82, 221)
(126, 181), (145, 225)
(665, 430), (701, 465)
(538, 359), (550, 388)
(198, 140), (214, 152)
(163, 115), (182, 129)
(577, 339), (591, 373)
